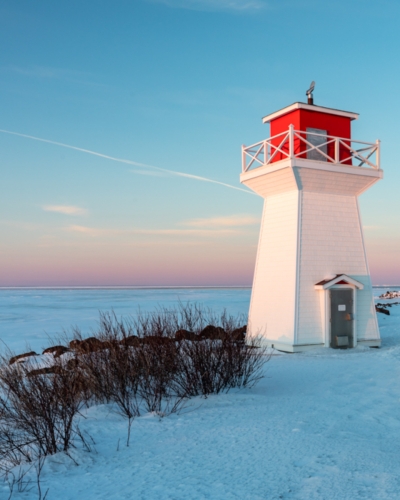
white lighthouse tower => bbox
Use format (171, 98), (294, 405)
(241, 88), (383, 352)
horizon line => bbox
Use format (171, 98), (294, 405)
(0, 285), (253, 290)
(0, 285), (397, 290)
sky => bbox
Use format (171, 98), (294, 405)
(1, 0), (400, 286)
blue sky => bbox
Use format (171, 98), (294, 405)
(1, 0), (399, 285)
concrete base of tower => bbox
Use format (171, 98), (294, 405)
(258, 338), (381, 353)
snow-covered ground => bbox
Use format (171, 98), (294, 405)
(1, 288), (400, 499)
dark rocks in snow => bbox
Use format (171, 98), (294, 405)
(231, 326), (247, 342)
(42, 345), (70, 357)
(375, 305), (390, 316)
(175, 325), (247, 342)
(9, 351), (37, 365)
(175, 329), (198, 341)
(379, 291), (400, 299)
(140, 336), (174, 345)
(27, 366), (63, 377)
(70, 337), (104, 352)
(69, 339), (82, 349)
(200, 325), (226, 340)
(121, 335), (174, 346)
(120, 335), (141, 347)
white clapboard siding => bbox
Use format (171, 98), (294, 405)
(297, 191), (378, 344)
(248, 190), (299, 343)
(241, 157), (381, 352)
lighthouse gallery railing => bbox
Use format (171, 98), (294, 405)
(242, 124), (380, 173)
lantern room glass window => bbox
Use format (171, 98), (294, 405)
(307, 127), (327, 161)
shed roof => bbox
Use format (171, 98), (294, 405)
(314, 274), (364, 290)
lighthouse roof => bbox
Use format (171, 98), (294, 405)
(262, 102), (359, 124)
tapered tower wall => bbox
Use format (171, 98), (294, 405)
(244, 160), (382, 350)
(297, 191), (379, 345)
(248, 190), (299, 344)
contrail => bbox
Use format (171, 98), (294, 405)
(0, 129), (254, 195)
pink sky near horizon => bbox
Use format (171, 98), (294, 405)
(366, 235), (400, 285)
(0, 226), (259, 286)
(1, 229), (399, 287)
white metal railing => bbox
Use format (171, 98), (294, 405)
(242, 124), (381, 172)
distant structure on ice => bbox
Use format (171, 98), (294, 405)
(241, 85), (382, 352)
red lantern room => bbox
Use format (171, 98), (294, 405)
(241, 84), (380, 172)
(263, 102), (358, 165)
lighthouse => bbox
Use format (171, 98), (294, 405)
(241, 88), (382, 352)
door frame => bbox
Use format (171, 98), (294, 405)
(328, 285), (356, 348)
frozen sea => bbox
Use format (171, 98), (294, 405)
(0, 286), (396, 354)
(0, 287), (252, 353)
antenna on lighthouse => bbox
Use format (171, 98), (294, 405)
(306, 81), (315, 105)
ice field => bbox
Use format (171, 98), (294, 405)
(1, 287), (400, 499)
(0, 287), (251, 354)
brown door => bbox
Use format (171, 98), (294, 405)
(330, 289), (354, 348)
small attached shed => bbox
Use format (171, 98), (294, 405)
(315, 274), (364, 348)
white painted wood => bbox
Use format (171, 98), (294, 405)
(262, 102), (359, 124)
(289, 124), (294, 159)
(242, 128), (380, 172)
(376, 140), (381, 169)
(294, 189), (302, 345)
(314, 274), (364, 290)
(241, 159), (382, 199)
(356, 198), (380, 342)
(296, 191), (379, 346)
(242, 155), (381, 352)
(248, 190), (299, 344)
(335, 138), (340, 163)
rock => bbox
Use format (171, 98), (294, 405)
(70, 337), (104, 352)
(69, 339), (82, 349)
(375, 305), (390, 316)
(42, 345), (70, 357)
(9, 351), (37, 365)
(27, 366), (63, 377)
(175, 329), (198, 341)
(99, 340), (119, 349)
(120, 335), (140, 347)
(379, 291), (400, 299)
(231, 325), (247, 342)
(141, 336), (173, 345)
(200, 325), (226, 340)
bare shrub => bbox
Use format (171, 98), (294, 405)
(2, 464), (35, 499)
(78, 340), (141, 445)
(77, 312), (185, 444)
(135, 337), (186, 416)
(0, 303), (268, 462)
(0, 355), (88, 477)
(85, 305), (267, 401)
(175, 334), (266, 397)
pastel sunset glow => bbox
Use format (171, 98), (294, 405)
(1, 0), (400, 286)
